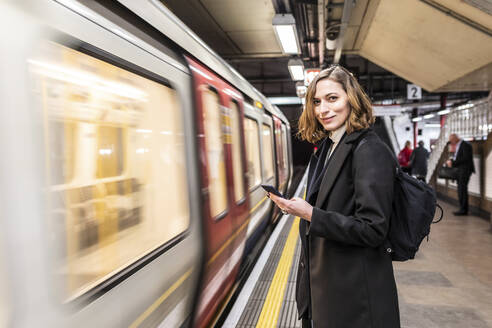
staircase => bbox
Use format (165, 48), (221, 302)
(426, 98), (490, 183)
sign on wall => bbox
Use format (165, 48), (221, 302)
(304, 69), (320, 86)
(407, 84), (422, 100)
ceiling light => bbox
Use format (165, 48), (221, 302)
(296, 81), (307, 98)
(456, 103), (473, 110)
(411, 117), (422, 122)
(267, 97), (302, 105)
(437, 109), (451, 115)
(288, 59), (304, 81)
(423, 113), (435, 119)
(273, 14), (300, 54)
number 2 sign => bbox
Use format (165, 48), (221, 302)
(407, 84), (422, 100)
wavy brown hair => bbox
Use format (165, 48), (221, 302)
(297, 65), (375, 144)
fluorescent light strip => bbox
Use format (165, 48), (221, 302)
(437, 109), (451, 115)
(268, 97), (302, 105)
(274, 25), (299, 54)
(288, 65), (304, 81)
(411, 117), (423, 122)
(423, 113), (435, 119)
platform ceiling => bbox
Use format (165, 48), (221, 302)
(359, 0), (492, 92)
(161, 0), (491, 98)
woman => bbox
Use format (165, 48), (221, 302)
(398, 140), (413, 173)
(268, 65), (400, 328)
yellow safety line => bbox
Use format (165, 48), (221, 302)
(207, 196), (268, 266)
(129, 268), (193, 328)
(130, 195), (270, 326)
(256, 217), (300, 328)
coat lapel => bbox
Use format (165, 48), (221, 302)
(314, 129), (368, 208)
(307, 152), (319, 187)
(314, 141), (352, 208)
(306, 138), (331, 202)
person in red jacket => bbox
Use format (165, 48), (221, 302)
(398, 141), (413, 173)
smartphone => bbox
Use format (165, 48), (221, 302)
(261, 184), (284, 198)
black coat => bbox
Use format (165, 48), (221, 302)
(410, 146), (429, 176)
(296, 129), (400, 328)
(452, 140), (475, 176)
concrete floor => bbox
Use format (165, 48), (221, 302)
(395, 201), (492, 328)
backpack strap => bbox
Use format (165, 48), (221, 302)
(353, 136), (368, 153)
(353, 134), (400, 174)
(433, 204), (444, 223)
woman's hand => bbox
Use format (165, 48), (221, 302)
(268, 193), (313, 221)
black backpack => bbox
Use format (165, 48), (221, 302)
(356, 137), (443, 261)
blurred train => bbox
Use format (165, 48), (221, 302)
(0, 0), (293, 327)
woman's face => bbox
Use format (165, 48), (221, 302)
(313, 79), (350, 132)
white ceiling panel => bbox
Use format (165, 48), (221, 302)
(436, 62), (492, 92)
(227, 30), (281, 53)
(434, 0), (492, 31)
(359, 0), (492, 91)
(201, 0), (281, 54)
(202, 0), (276, 32)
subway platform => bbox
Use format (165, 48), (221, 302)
(222, 179), (492, 328)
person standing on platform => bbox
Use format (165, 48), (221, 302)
(410, 140), (429, 181)
(446, 133), (475, 215)
(267, 65), (400, 328)
(398, 140), (413, 174)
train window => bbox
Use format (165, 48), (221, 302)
(202, 89), (228, 218)
(244, 117), (261, 190)
(280, 124), (289, 190)
(230, 101), (245, 202)
(262, 124), (274, 180)
(281, 124), (289, 172)
(31, 41), (190, 300)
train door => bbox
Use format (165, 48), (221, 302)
(261, 115), (279, 221)
(242, 103), (274, 255)
(284, 122), (294, 192)
(261, 115), (276, 188)
(186, 57), (249, 327)
(280, 122), (292, 194)
(273, 116), (289, 196)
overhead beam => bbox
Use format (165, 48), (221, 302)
(223, 54), (290, 62)
(318, 0), (326, 67)
(333, 0), (355, 63)
(272, 0), (292, 13)
(248, 77), (293, 83)
(245, 73), (404, 82)
(223, 50), (360, 63)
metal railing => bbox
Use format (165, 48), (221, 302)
(426, 98), (490, 182)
